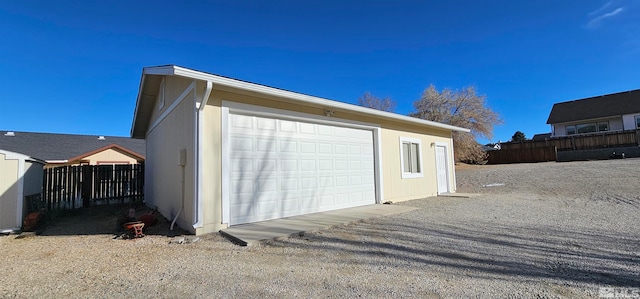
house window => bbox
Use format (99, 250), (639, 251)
(568, 122), (610, 135)
(597, 122), (609, 132)
(576, 123), (597, 134)
(400, 137), (423, 178)
(636, 116), (640, 129)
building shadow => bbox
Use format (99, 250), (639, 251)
(37, 203), (189, 237)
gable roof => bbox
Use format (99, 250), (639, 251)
(0, 131), (145, 163)
(131, 65), (470, 138)
(546, 89), (640, 124)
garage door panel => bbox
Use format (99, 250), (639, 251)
(335, 176), (350, 186)
(279, 120), (297, 132)
(256, 117), (276, 131)
(256, 159), (276, 172)
(318, 143), (332, 154)
(281, 198), (299, 213)
(231, 180), (253, 194)
(231, 137), (253, 151)
(319, 176), (334, 187)
(300, 160), (316, 171)
(300, 177), (317, 189)
(256, 179), (277, 192)
(299, 122), (315, 134)
(319, 195), (335, 206)
(228, 112), (376, 225)
(318, 160), (333, 171)
(280, 160), (298, 172)
(257, 138), (276, 151)
(231, 114), (254, 129)
(299, 142), (316, 153)
(280, 178), (299, 191)
(334, 162), (349, 171)
(257, 201), (277, 216)
(334, 144), (348, 154)
(335, 193), (350, 204)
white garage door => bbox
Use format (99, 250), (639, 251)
(228, 112), (376, 225)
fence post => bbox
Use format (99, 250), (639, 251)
(81, 165), (92, 208)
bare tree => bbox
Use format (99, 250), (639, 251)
(357, 92), (396, 112)
(412, 85), (502, 163)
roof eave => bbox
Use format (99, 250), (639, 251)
(0, 149), (46, 164)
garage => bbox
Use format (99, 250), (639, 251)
(226, 110), (376, 225)
(132, 65), (469, 235)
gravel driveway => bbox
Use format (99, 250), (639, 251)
(1, 159), (639, 298)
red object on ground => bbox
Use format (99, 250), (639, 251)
(123, 221), (145, 238)
(23, 212), (42, 231)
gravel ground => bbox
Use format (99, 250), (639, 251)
(1, 159), (639, 298)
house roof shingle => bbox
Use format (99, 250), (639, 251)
(546, 89), (640, 124)
(0, 131), (145, 162)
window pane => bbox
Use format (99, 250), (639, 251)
(402, 142), (410, 172)
(636, 117), (640, 129)
(410, 143), (420, 173)
(566, 125), (576, 135)
(597, 122), (608, 132)
(576, 123), (596, 134)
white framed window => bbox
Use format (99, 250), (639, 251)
(636, 116), (640, 129)
(399, 137), (423, 179)
(567, 121), (609, 135)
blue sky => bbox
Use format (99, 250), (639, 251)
(1, 1), (639, 143)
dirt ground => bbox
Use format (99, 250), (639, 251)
(1, 159), (639, 298)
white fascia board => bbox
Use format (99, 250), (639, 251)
(130, 72), (147, 137)
(146, 65), (470, 133)
(45, 160), (68, 164)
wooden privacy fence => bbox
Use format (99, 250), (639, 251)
(500, 130), (640, 151)
(43, 164), (144, 211)
(487, 147), (557, 164)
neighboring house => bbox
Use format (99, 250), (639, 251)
(0, 149), (44, 233)
(0, 131), (145, 168)
(131, 65), (470, 235)
(547, 89), (640, 137)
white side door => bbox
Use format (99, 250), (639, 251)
(435, 144), (450, 194)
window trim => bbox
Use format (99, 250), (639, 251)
(399, 137), (424, 179)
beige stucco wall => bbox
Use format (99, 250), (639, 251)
(379, 124), (454, 202)
(0, 153), (20, 230)
(82, 148), (142, 165)
(199, 92), (223, 234)
(145, 75), (198, 233)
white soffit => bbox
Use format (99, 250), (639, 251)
(142, 65), (471, 133)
